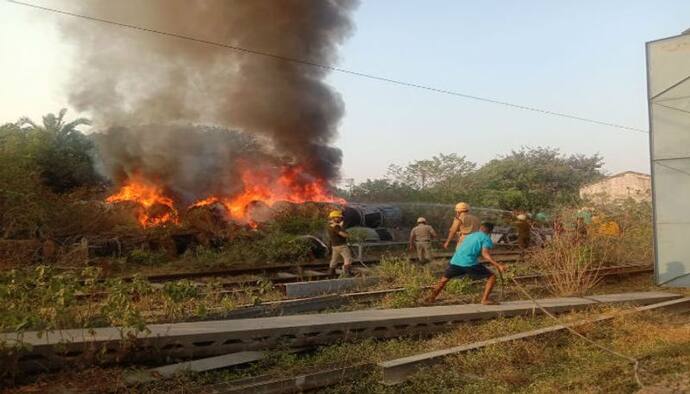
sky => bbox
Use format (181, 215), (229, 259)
(1, 0), (689, 183)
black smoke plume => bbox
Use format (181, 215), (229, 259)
(59, 0), (359, 190)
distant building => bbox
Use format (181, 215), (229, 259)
(580, 171), (651, 203)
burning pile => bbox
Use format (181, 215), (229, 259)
(105, 176), (179, 227)
(106, 164), (345, 228)
(58, 1), (359, 229)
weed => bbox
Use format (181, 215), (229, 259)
(444, 276), (474, 296)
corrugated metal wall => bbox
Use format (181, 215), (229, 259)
(647, 32), (690, 287)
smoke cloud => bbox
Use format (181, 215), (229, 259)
(59, 0), (359, 189)
(93, 125), (274, 204)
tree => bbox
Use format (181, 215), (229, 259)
(0, 122), (52, 238)
(385, 153), (476, 203)
(18, 108), (91, 136)
(468, 147), (604, 212)
(347, 179), (418, 202)
(17, 109), (102, 193)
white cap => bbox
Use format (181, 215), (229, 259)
(417, 217), (426, 223)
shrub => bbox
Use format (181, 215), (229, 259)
(126, 248), (165, 265)
(529, 235), (605, 296)
(261, 233), (312, 262)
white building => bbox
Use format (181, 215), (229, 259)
(579, 171), (651, 203)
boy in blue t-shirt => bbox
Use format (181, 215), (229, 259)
(425, 222), (507, 305)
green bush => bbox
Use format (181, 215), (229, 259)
(126, 248), (166, 265)
(258, 233), (313, 262)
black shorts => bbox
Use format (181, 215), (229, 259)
(444, 264), (493, 280)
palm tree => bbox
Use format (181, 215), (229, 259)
(16, 109), (100, 193)
(17, 108), (91, 137)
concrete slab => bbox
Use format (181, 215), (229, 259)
(275, 272), (298, 279)
(209, 364), (370, 393)
(125, 351), (265, 385)
(379, 296), (690, 385)
(4, 291), (679, 372)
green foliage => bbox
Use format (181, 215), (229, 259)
(444, 276), (474, 295)
(0, 114), (121, 241)
(376, 257), (435, 308)
(385, 286), (424, 308)
(347, 227), (371, 244)
(127, 248), (166, 265)
(162, 280), (199, 303)
(347, 178), (418, 203)
(0, 266), (149, 332)
(345, 147), (603, 213)
(468, 147), (604, 211)
(0, 266), (283, 333)
(268, 208), (327, 235)
(257, 232), (313, 262)
(18, 109), (101, 193)
(376, 256), (434, 287)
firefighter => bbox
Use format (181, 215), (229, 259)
(409, 217), (437, 263)
(426, 222), (507, 304)
(443, 202), (481, 250)
(514, 213), (531, 250)
(327, 210), (352, 276)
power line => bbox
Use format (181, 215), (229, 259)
(6, 0), (649, 134)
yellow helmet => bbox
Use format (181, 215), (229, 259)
(455, 202), (470, 212)
(329, 210), (343, 219)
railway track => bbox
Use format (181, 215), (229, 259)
(112, 244), (521, 287)
(75, 249), (521, 300)
(187, 262), (654, 320)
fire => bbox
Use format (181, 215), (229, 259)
(106, 177), (179, 227)
(107, 166), (344, 228)
(216, 166), (345, 222)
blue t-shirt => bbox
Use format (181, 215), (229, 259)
(450, 231), (493, 267)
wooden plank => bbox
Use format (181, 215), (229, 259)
(379, 296), (690, 385)
(124, 351), (266, 385)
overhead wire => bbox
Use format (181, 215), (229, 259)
(5, 0), (648, 134)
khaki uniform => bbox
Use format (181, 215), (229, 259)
(330, 245), (352, 268)
(448, 212), (481, 249)
(410, 223), (437, 262)
(328, 223), (352, 269)
(515, 220), (531, 249)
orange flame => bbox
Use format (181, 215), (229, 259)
(108, 166), (344, 228)
(106, 177), (179, 227)
(221, 167), (344, 221)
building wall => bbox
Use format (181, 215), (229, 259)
(580, 172), (651, 203)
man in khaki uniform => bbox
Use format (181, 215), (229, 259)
(443, 202), (481, 250)
(327, 210), (352, 276)
(409, 217), (437, 263)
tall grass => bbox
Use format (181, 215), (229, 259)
(528, 235), (608, 296)
(530, 200), (653, 297)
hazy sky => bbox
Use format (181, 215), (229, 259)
(2, 1), (689, 182)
